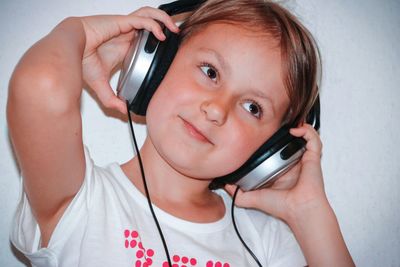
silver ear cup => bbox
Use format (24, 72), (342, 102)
(117, 31), (158, 103)
(236, 143), (305, 191)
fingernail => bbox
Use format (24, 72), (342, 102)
(172, 23), (180, 32)
(159, 32), (166, 40)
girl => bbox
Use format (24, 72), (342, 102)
(7, 0), (354, 266)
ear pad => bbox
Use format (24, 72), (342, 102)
(210, 97), (320, 191)
(129, 29), (180, 115)
(120, 0), (207, 115)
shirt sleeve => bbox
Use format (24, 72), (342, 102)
(10, 146), (95, 267)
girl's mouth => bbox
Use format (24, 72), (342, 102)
(180, 117), (213, 144)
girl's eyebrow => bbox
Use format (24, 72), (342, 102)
(198, 47), (230, 74)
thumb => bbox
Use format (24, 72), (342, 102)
(225, 184), (288, 219)
(225, 184), (258, 209)
(90, 79), (127, 115)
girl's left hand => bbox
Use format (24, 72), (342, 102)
(225, 123), (327, 223)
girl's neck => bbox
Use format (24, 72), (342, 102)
(121, 137), (225, 223)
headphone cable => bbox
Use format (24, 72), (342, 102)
(126, 101), (172, 267)
(231, 186), (263, 267)
(127, 101), (262, 267)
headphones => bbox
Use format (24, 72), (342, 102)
(117, 0), (320, 191)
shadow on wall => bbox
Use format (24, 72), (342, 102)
(10, 242), (31, 267)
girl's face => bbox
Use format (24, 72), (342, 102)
(146, 23), (290, 179)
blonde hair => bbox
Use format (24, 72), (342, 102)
(180, 0), (321, 125)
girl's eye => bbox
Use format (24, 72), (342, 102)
(200, 63), (218, 82)
(242, 101), (263, 119)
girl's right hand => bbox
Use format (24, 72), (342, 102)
(80, 7), (179, 114)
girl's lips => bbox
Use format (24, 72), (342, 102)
(181, 118), (213, 144)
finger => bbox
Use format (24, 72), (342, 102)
(225, 184), (289, 219)
(289, 125), (325, 192)
(290, 124), (322, 156)
(225, 184), (259, 209)
(91, 79), (127, 114)
(132, 6), (180, 33)
(117, 15), (168, 41)
(83, 15), (168, 43)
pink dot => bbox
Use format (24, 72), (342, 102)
(143, 263), (148, 267)
(135, 260), (142, 267)
(162, 262), (169, 267)
(172, 264), (179, 267)
(132, 231), (139, 238)
(190, 258), (197, 265)
(130, 240), (137, 248)
(146, 249), (154, 257)
(182, 256), (188, 263)
(223, 264), (230, 267)
(146, 258), (153, 265)
(136, 250), (144, 259)
(206, 261), (213, 267)
(124, 240), (129, 248)
(124, 230), (130, 238)
(215, 262), (222, 267)
(138, 242), (144, 249)
(173, 255), (180, 262)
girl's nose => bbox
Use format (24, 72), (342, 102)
(200, 98), (229, 126)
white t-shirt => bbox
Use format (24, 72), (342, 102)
(10, 147), (306, 267)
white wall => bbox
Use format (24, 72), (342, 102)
(1, 0), (399, 266)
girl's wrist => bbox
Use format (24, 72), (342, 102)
(284, 198), (354, 266)
(285, 195), (332, 227)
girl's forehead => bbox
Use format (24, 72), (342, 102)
(180, 23), (281, 69)
(182, 22), (279, 51)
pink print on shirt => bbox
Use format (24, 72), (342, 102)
(124, 229), (154, 266)
(162, 254), (197, 267)
(124, 229), (231, 267)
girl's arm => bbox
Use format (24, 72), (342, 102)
(7, 9), (178, 247)
(286, 194), (353, 266)
(225, 124), (355, 266)
(7, 18), (88, 247)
